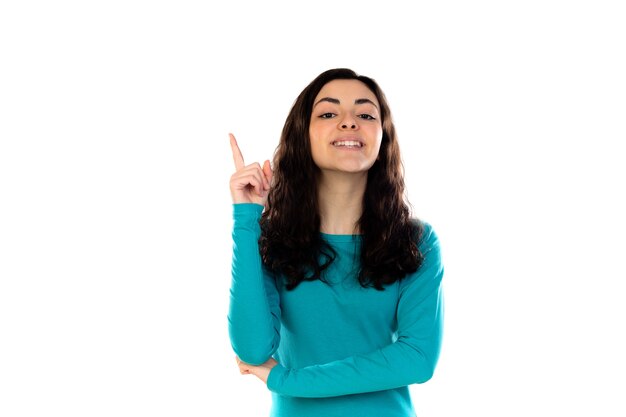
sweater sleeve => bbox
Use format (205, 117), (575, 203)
(266, 222), (444, 398)
(228, 203), (281, 365)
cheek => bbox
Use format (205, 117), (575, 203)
(370, 131), (384, 158)
(369, 128), (383, 149)
(308, 121), (324, 141)
(308, 132), (323, 163)
(308, 125), (327, 152)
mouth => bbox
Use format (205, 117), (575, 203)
(331, 137), (364, 148)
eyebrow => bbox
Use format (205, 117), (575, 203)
(314, 97), (379, 109)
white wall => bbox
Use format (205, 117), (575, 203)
(1, 1), (624, 416)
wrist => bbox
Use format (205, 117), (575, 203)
(232, 203), (264, 220)
(266, 364), (287, 391)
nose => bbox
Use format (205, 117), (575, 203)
(339, 115), (358, 130)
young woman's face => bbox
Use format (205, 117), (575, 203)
(309, 79), (383, 175)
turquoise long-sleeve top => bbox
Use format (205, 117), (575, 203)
(228, 203), (444, 417)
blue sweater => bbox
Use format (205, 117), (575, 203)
(228, 203), (444, 417)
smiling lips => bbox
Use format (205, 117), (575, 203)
(331, 138), (364, 149)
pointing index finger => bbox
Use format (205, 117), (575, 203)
(229, 133), (245, 171)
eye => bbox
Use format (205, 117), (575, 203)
(358, 114), (376, 121)
(319, 113), (336, 119)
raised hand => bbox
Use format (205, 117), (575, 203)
(229, 133), (273, 206)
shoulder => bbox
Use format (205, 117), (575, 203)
(410, 218), (440, 253)
(401, 218), (444, 292)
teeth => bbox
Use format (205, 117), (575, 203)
(333, 141), (362, 147)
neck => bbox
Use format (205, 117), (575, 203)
(317, 170), (367, 235)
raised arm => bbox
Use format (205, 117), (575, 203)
(227, 134), (279, 365)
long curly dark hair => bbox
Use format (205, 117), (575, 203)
(259, 68), (424, 291)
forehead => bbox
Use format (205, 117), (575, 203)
(314, 79), (378, 105)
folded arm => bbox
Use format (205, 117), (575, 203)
(267, 223), (444, 398)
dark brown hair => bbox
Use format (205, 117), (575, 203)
(259, 68), (424, 290)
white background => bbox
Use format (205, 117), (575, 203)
(1, 1), (625, 416)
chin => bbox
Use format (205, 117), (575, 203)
(316, 159), (376, 174)
(334, 165), (372, 174)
